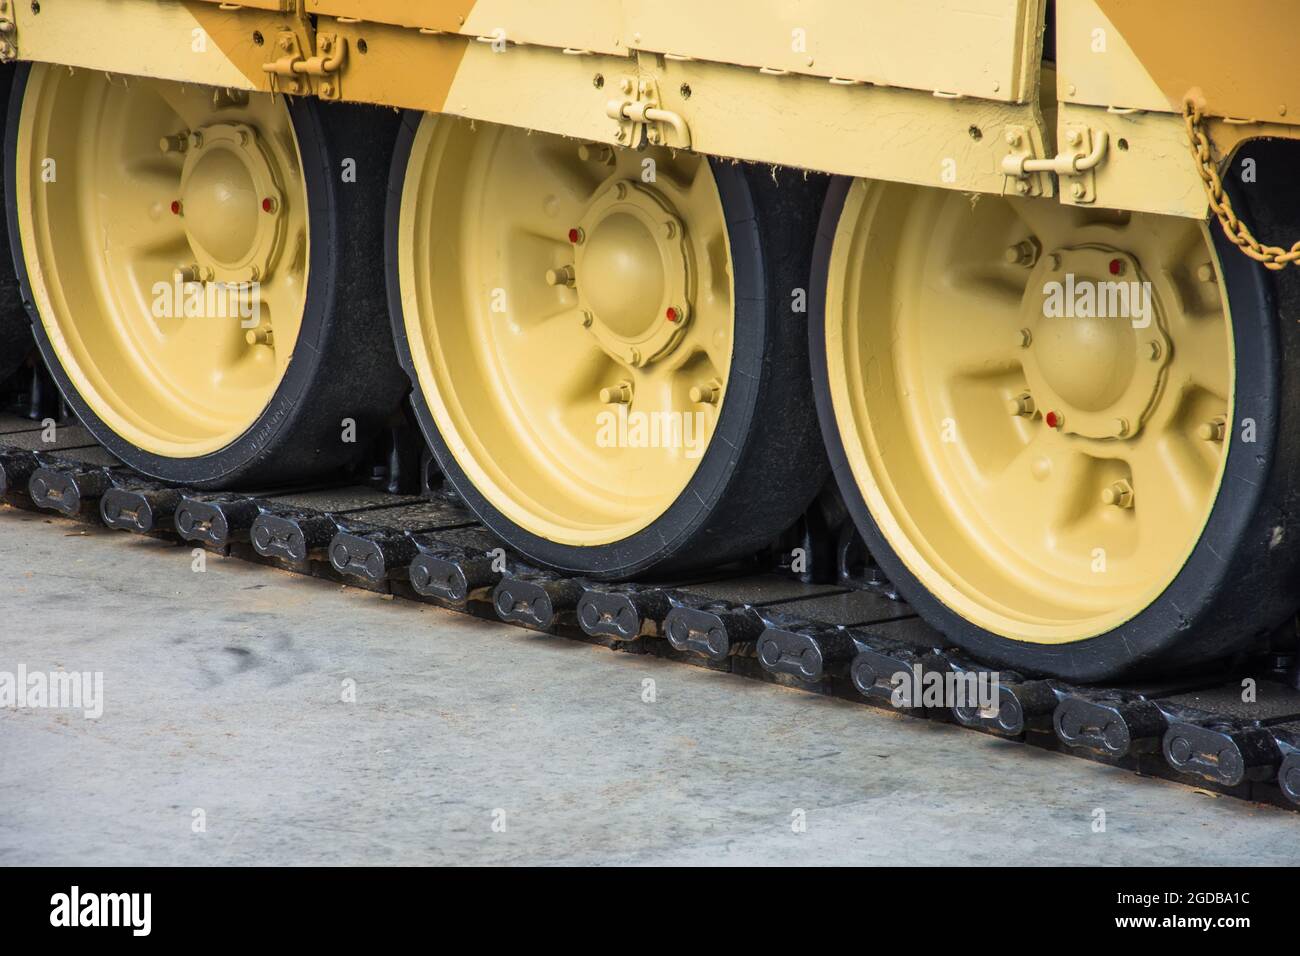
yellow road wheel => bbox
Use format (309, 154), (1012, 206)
(0, 64), (30, 386)
(388, 115), (828, 577)
(7, 65), (406, 486)
(812, 160), (1300, 680)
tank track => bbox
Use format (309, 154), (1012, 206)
(4, 412), (1300, 813)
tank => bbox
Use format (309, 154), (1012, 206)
(2, 0), (1300, 682)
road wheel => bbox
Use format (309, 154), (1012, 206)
(5, 64), (406, 486)
(388, 114), (827, 578)
(811, 164), (1300, 681)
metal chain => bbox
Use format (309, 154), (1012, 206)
(1183, 99), (1300, 270)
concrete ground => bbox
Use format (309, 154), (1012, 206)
(1, 504), (1294, 866)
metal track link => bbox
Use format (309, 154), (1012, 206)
(4, 416), (1300, 813)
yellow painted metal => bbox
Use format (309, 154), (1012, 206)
(1060, 0), (1300, 124)
(15, 64), (309, 457)
(12, 0), (308, 92)
(824, 179), (1232, 643)
(396, 116), (733, 546)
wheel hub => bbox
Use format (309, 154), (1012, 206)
(1019, 246), (1172, 439)
(573, 180), (691, 368)
(178, 123), (284, 283)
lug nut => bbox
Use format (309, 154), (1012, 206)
(1196, 263), (1216, 283)
(666, 305), (687, 323)
(245, 326), (274, 347)
(174, 264), (201, 284)
(568, 227), (585, 245)
(1006, 392), (1036, 417)
(1148, 341), (1163, 361)
(663, 220), (679, 240)
(1101, 479), (1135, 509)
(1004, 240), (1040, 268)
(159, 132), (189, 154)
(1018, 328), (1033, 348)
(170, 200), (183, 216)
(261, 196), (278, 214)
(1044, 410), (1063, 430)
(188, 131), (204, 150)
(578, 143), (615, 165)
(545, 265), (576, 288)
(599, 382), (633, 405)
(1108, 258), (1125, 276)
(1113, 417), (1130, 438)
(1197, 418), (1226, 442)
(689, 383), (720, 405)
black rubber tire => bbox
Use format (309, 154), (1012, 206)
(810, 145), (1300, 683)
(386, 111), (830, 579)
(4, 65), (408, 488)
(0, 63), (31, 387)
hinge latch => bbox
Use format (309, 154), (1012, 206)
(262, 31), (347, 100)
(606, 75), (691, 149)
(1002, 125), (1108, 204)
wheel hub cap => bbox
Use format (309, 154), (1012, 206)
(1019, 246), (1172, 440)
(574, 180), (690, 367)
(178, 123), (284, 283)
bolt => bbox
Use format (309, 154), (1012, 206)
(320, 82), (334, 97)
(1197, 418), (1226, 442)
(568, 227), (585, 245)
(279, 35), (294, 52)
(1148, 340), (1163, 361)
(578, 143), (615, 165)
(245, 326), (274, 347)
(1109, 258), (1125, 276)
(1004, 239), (1040, 267)
(1067, 129), (1082, 147)
(545, 265), (576, 288)
(174, 264), (201, 284)
(188, 131), (204, 150)
(599, 381), (633, 404)
(159, 132), (189, 155)
(1045, 410), (1063, 430)
(666, 305), (688, 323)
(1047, 253), (1062, 271)
(1018, 328), (1033, 348)
(620, 77), (634, 95)
(170, 200), (183, 216)
(614, 182), (629, 200)
(689, 383), (720, 405)
(1101, 479), (1135, 509)
(627, 347), (641, 365)
(1015, 180), (1030, 196)
(1196, 262), (1216, 283)
(1113, 417), (1130, 438)
(663, 220), (678, 240)
(1070, 182), (1086, 200)
(1006, 392), (1036, 417)
(581, 310), (594, 328)
(1005, 130), (1022, 147)
(261, 196), (278, 214)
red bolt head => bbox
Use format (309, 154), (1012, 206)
(568, 227), (583, 244)
(1045, 410), (1062, 429)
(666, 307), (679, 323)
(1108, 258), (1123, 276)
(261, 197), (275, 213)
(170, 200), (182, 216)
